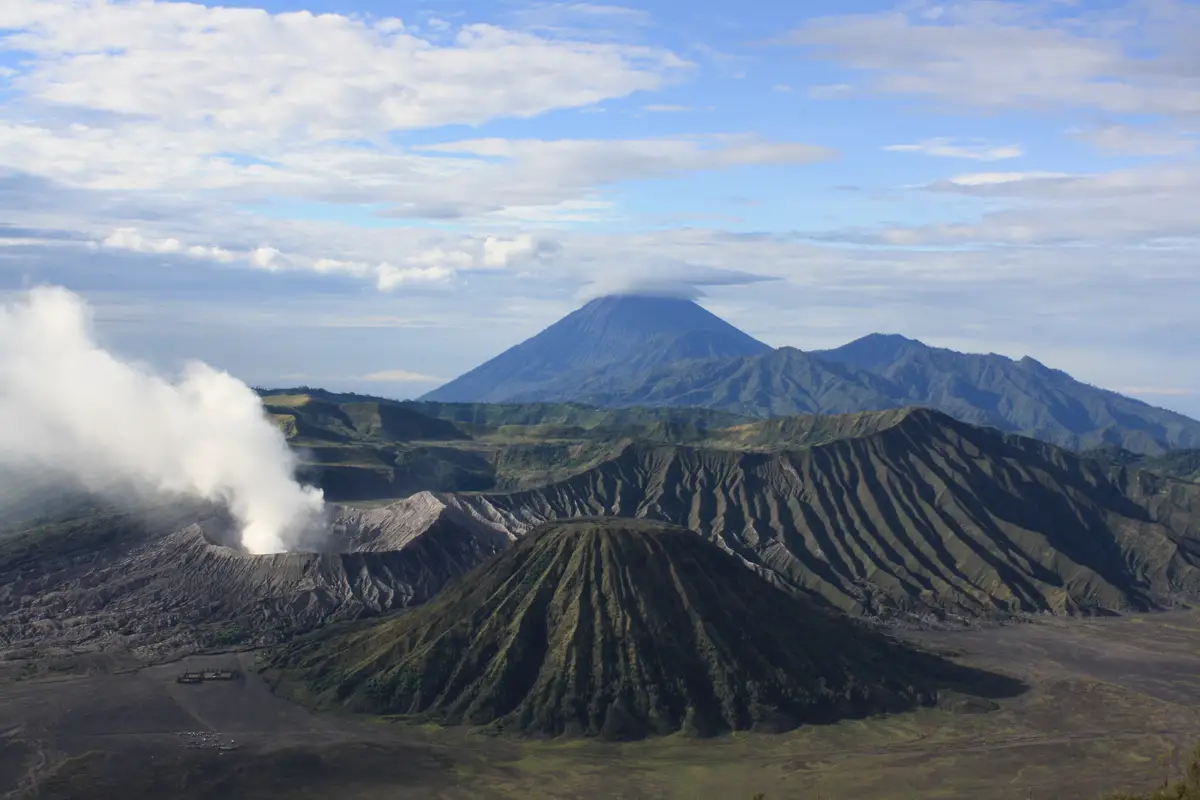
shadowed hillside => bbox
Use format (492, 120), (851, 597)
(1084, 445), (1200, 483)
(539, 344), (1200, 454)
(268, 518), (1021, 739)
(254, 388), (753, 500)
(816, 334), (1200, 453)
(528, 346), (900, 417)
(379, 408), (1200, 621)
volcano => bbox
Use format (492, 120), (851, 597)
(268, 517), (1018, 738)
(420, 294), (771, 403)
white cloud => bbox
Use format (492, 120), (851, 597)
(376, 264), (454, 290)
(0, 1), (857, 225)
(415, 135), (833, 173)
(249, 247), (282, 270)
(482, 235), (558, 267)
(885, 137), (1024, 161)
(100, 227), (238, 263)
(0, 0), (844, 258)
(941, 171), (1071, 186)
(1071, 124), (1197, 156)
(841, 161), (1200, 246)
(0, 123), (831, 222)
(933, 164), (1200, 199)
(785, 1), (1200, 116)
(359, 369), (445, 383)
(0, 1), (686, 143)
(96, 225), (561, 290)
(507, 2), (654, 38)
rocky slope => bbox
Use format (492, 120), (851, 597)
(268, 518), (1019, 738)
(367, 408), (1200, 622)
(0, 501), (515, 662)
(8, 407), (1200, 665)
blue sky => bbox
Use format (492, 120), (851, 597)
(1, 0), (1198, 415)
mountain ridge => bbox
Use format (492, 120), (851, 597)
(419, 295), (1200, 454)
(422, 294), (771, 403)
(368, 407), (1200, 621)
(267, 517), (1022, 738)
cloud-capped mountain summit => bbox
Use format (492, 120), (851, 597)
(426, 297), (1200, 453)
(421, 294), (771, 403)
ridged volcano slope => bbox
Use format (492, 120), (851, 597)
(270, 519), (1018, 738)
(383, 408), (1200, 621)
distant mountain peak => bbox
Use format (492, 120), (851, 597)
(421, 294), (770, 403)
(856, 332), (923, 345)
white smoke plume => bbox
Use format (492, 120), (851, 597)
(0, 285), (325, 554)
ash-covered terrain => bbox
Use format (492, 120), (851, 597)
(0, 497), (514, 664)
(7, 405), (1200, 672)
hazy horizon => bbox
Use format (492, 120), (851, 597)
(2, 0), (1197, 417)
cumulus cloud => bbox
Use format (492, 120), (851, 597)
(101, 228), (239, 263)
(0, 0), (686, 142)
(482, 235), (561, 267)
(95, 225), (563, 290)
(0, 285), (325, 554)
(0, 0), (839, 248)
(884, 138), (1024, 161)
(0, 1), (847, 225)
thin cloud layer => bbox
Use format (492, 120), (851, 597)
(884, 138), (1023, 161)
(785, 0), (1200, 116)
